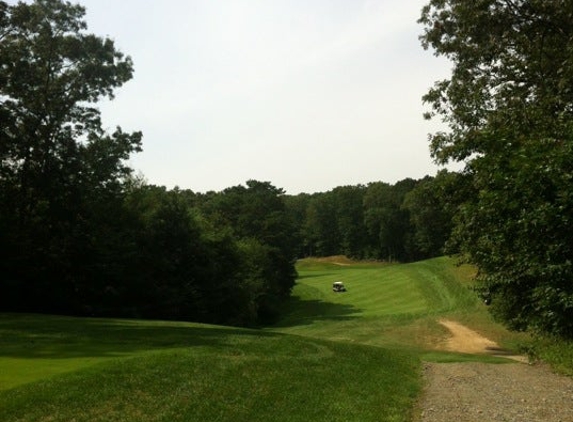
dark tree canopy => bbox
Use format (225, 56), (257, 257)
(284, 176), (459, 263)
(194, 180), (299, 322)
(402, 170), (463, 258)
(420, 0), (573, 163)
(420, 0), (573, 337)
(0, 1), (299, 327)
(0, 0), (143, 314)
(0, 0), (142, 231)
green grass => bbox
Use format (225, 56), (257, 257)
(0, 256), (548, 421)
(272, 256), (514, 356)
(0, 314), (254, 391)
(0, 314), (419, 422)
(524, 336), (573, 376)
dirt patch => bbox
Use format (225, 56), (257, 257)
(438, 319), (527, 362)
(439, 319), (499, 354)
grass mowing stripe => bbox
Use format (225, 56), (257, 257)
(272, 257), (524, 357)
(283, 260), (436, 324)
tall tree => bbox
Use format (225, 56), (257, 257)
(283, 193), (311, 257)
(403, 171), (466, 259)
(196, 180), (298, 322)
(363, 179), (417, 261)
(420, 0), (573, 337)
(304, 192), (340, 257)
(0, 0), (141, 312)
(331, 185), (368, 258)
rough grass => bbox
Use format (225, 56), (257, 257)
(524, 336), (573, 376)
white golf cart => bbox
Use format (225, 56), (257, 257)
(332, 281), (346, 292)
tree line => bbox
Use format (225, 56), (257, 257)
(4, 0), (573, 340)
(284, 171), (464, 262)
(0, 1), (299, 326)
(0, 0), (462, 327)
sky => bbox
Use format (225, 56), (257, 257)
(76, 0), (456, 194)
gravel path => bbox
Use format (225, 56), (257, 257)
(416, 321), (573, 422)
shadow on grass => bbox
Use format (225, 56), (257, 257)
(272, 296), (362, 328)
(0, 313), (281, 360)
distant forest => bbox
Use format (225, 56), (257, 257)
(283, 171), (462, 262)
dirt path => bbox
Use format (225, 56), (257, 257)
(416, 320), (573, 422)
(438, 319), (528, 362)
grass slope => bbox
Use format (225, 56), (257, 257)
(0, 314), (419, 422)
(272, 256), (508, 356)
(0, 256), (527, 421)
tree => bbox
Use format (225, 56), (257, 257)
(331, 185), (369, 258)
(402, 171), (466, 259)
(420, 0), (573, 337)
(363, 179), (418, 261)
(283, 193), (311, 257)
(121, 184), (267, 326)
(303, 192), (340, 257)
(196, 180), (298, 322)
(0, 0), (142, 313)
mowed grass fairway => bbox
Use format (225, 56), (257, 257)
(0, 257), (523, 422)
(273, 257), (497, 353)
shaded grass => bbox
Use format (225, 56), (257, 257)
(0, 315), (420, 422)
(0, 313), (266, 390)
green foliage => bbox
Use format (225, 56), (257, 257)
(0, 0), (141, 315)
(287, 177), (458, 263)
(403, 170), (467, 257)
(420, 0), (573, 338)
(0, 0), (140, 199)
(0, 1), (296, 327)
(303, 192), (341, 256)
(194, 180), (299, 324)
(525, 335), (573, 376)
(330, 186), (369, 257)
(364, 179), (418, 261)
(117, 182), (299, 326)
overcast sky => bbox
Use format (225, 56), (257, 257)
(77, 0), (455, 194)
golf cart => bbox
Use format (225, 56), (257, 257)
(332, 281), (346, 292)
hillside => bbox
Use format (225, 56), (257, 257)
(0, 257), (544, 421)
(272, 256), (520, 356)
(0, 314), (420, 421)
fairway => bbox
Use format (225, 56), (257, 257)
(285, 258), (468, 318)
(0, 257), (524, 422)
(271, 257), (487, 351)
